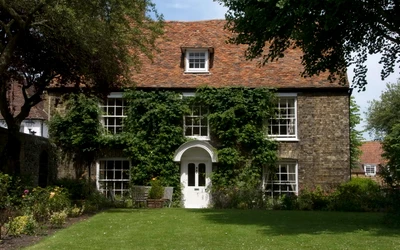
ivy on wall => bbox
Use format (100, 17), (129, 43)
(122, 90), (187, 187)
(49, 88), (278, 204)
(194, 87), (278, 190)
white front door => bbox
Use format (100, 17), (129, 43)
(181, 161), (211, 208)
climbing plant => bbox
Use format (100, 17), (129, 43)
(48, 93), (102, 179)
(194, 87), (278, 192)
(122, 90), (187, 187)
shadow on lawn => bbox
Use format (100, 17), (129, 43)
(187, 209), (399, 237)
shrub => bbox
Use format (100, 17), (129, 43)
(6, 215), (38, 236)
(22, 186), (71, 222)
(49, 210), (68, 228)
(69, 204), (85, 217)
(281, 193), (298, 210)
(211, 186), (265, 209)
(83, 190), (113, 213)
(54, 178), (91, 200)
(298, 186), (330, 211)
(148, 178), (164, 199)
(331, 178), (383, 212)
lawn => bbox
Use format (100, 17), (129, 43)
(26, 209), (400, 250)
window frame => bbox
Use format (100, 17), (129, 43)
(264, 161), (298, 198)
(182, 92), (210, 140)
(185, 49), (209, 73)
(96, 158), (130, 198)
(364, 164), (377, 176)
(268, 93), (298, 141)
(100, 92), (126, 135)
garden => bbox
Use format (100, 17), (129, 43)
(1, 173), (400, 249)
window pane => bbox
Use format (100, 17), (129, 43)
(98, 160), (130, 198)
(188, 163), (195, 186)
(198, 163), (206, 187)
(265, 162), (297, 197)
(185, 127), (192, 136)
(115, 170), (121, 180)
(269, 97), (296, 138)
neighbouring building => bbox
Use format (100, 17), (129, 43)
(352, 141), (385, 183)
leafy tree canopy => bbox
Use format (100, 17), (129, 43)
(0, 0), (163, 174)
(366, 79), (400, 186)
(217, 0), (399, 90)
(366, 79), (400, 139)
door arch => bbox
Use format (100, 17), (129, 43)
(174, 141), (217, 208)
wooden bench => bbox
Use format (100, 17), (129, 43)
(131, 186), (174, 208)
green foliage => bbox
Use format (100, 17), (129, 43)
(48, 94), (102, 175)
(6, 215), (38, 236)
(0, 172), (12, 209)
(330, 178), (383, 212)
(298, 186), (331, 211)
(366, 80), (400, 186)
(195, 87), (278, 192)
(82, 190), (114, 213)
(366, 80), (400, 138)
(123, 89), (187, 187)
(381, 124), (400, 187)
(148, 178), (165, 199)
(211, 186), (265, 209)
(22, 186), (71, 222)
(350, 97), (363, 169)
(54, 178), (92, 201)
(0, 0), (163, 175)
(49, 210), (68, 228)
(69, 205), (85, 218)
(217, 0), (399, 89)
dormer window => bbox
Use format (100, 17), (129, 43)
(185, 49), (209, 73)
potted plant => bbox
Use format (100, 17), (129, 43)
(147, 178), (165, 208)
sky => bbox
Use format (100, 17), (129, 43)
(152, 0), (400, 140)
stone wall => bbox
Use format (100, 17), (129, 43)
(278, 90), (351, 189)
(0, 127), (57, 186)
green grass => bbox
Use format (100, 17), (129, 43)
(26, 209), (400, 250)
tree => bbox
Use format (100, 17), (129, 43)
(366, 79), (400, 186)
(216, 0), (399, 89)
(0, 0), (163, 175)
(350, 97), (363, 169)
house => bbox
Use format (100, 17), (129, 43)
(45, 20), (351, 208)
(352, 141), (385, 183)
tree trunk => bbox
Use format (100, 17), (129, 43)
(0, 125), (21, 176)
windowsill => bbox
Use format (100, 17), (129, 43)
(267, 137), (300, 142)
(186, 136), (210, 141)
(184, 71), (211, 75)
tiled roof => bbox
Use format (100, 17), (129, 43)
(132, 20), (348, 89)
(360, 141), (384, 165)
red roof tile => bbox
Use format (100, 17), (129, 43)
(132, 20), (347, 89)
(360, 141), (384, 165)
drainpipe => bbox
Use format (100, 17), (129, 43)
(348, 88), (353, 181)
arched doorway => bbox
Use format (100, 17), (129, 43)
(174, 141), (217, 208)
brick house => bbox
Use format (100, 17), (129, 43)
(44, 20), (351, 208)
(352, 141), (385, 183)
